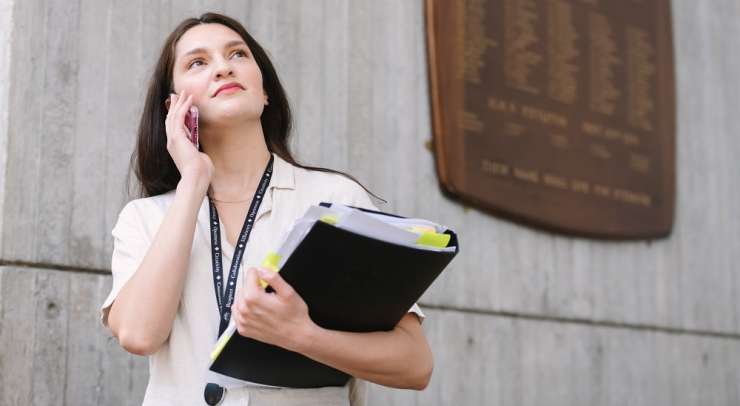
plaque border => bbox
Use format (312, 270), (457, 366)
(424, 0), (676, 239)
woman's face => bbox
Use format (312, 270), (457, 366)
(171, 23), (267, 126)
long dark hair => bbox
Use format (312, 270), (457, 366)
(130, 12), (381, 201)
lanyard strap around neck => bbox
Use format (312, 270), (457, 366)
(208, 155), (274, 336)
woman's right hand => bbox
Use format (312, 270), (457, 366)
(165, 90), (214, 192)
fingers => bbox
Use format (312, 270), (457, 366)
(180, 93), (194, 117)
(243, 267), (263, 299)
(242, 267), (295, 304)
(231, 290), (245, 323)
(256, 267), (296, 300)
(234, 268), (268, 334)
(165, 91), (193, 140)
(233, 268), (308, 346)
(240, 267), (298, 311)
(233, 270), (258, 329)
(172, 94), (193, 130)
(165, 92), (180, 123)
(171, 90), (188, 114)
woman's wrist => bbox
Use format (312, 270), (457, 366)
(176, 174), (210, 197)
(291, 320), (323, 355)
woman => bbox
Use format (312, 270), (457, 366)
(100, 12), (432, 405)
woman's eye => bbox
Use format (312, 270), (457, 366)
(231, 50), (247, 58)
(188, 59), (204, 69)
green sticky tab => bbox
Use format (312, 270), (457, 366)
(416, 232), (450, 248)
(259, 252), (282, 289)
(319, 215), (338, 225)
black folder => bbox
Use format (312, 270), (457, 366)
(209, 206), (459, 388)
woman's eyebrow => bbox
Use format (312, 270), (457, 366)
(181, 40), (248, 59)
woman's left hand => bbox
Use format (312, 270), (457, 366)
(231, 267), (316, 352)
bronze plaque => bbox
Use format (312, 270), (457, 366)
(426, 0), (676, 239)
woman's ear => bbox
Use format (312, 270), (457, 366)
(164, 86), (176, 110)
(164, 89), (179, 110)
(264, 91), (269, 106)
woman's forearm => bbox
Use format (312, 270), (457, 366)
(296, 314), (433, 390)
(108, 176), (208, 355)
(234, 269), (434, 390)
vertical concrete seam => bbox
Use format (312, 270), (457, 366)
(64, 0), (83, 268)
(0, 268), (5, 397)
(101, 1), (113, 267)
(62, 272), (71, 405)
(0, 0), (15, 256)
(28, 271), (38, 402)
(30, 0), (50, 263)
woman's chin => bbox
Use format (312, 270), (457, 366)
(203, 106), (263, 126)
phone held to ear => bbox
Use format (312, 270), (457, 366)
(185, 106), (199, 149)
(165, 95), (199, 149)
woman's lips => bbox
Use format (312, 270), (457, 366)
(213, 83), (244, 97)
(215, 87), (242, 96)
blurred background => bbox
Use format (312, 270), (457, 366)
(0, 0), (739, 405)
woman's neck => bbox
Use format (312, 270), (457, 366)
(200, 119), (272, 201)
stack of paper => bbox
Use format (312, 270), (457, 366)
(268, 203), (455, 275)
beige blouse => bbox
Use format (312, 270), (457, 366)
(101, 154), (423, 405)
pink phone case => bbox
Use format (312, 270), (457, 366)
(185, 106), (199, 149)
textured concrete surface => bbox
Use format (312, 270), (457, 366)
(2, 267), (738, 406)
(0, 0), (738, 405)
(0, 267), (147, 406)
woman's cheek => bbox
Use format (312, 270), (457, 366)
(189, 88), (206, 104)
(177, 78), (208, 100)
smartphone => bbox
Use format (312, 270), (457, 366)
(185, 106), (199, 149)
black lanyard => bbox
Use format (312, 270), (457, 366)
(208, 155), (273, 336)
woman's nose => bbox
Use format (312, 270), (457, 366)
(214, 59), (234, 78)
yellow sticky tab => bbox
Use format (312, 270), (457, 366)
(319, 215), (338, 225)
(210, 330), (232, 361)
(259, 252), (282, 289)
(262, 252), (281, 272)
(416, 232), (450, 248)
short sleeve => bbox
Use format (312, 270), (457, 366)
(100, 201), (152, 327)
(338, 178), (379, 212)
(337, 178), (426, 324)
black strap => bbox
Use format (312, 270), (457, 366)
(208, 155), (274, 336)
(205, 156), (273, 405)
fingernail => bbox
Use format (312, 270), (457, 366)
(259, 268), (272, 278)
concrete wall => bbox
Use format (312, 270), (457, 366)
(1, 0), (739, 405)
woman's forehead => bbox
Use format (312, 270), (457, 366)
(175, 24), (246, 57)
